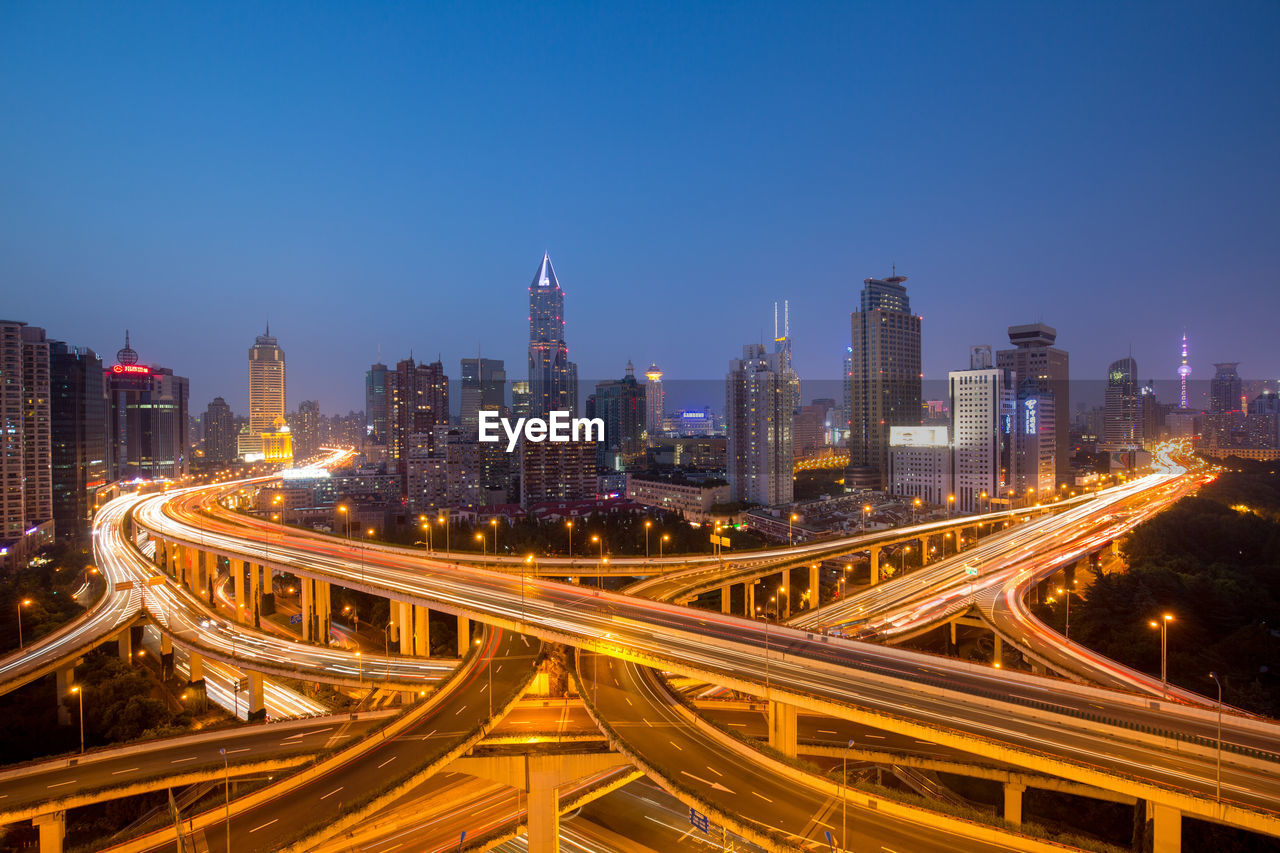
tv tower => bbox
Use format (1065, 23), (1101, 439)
(1177, 333), (1191, 409)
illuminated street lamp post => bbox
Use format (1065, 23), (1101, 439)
(356, 650), (362, 686)
(911, 497), (921, 525)
(1149, 614), (1174, 694)
(16, 598), (32, 649)
(862, 504), (871, 533)
(1209, 671), (1223, 802)
(337, 504), (350, 540)
(490, 518), (499, 558)
(522, 555), (534, 622)
(438, 512), (449, 557)
(947, 494), (955, 518)
(384, 622), (394, 680)
(659, 533), (670, 574)
(1056, 584), (1075, 640)
(788, 513), (798, 546)
(900, 546), (910, 575)
(475, 532), (486, 558)
(565, 520), (574, 558)
(70, 685), (85, 754)
(644, 519), (652, 560)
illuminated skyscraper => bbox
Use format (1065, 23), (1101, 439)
(1102, 357), (1140, 450)
(241, 327), (285, 458)
(203, 396), (235, 464)
(1210, 363), (1243, 413)
(848, 274), (922, 486)
(949, 346), (1017, 513)
(527, 253), (578, 417)
(365, 359), (389, 445)
(460, 357), (506, 434)
(0, 320), (54, 565)
(996, 323), (1069, 487)
(726, 343), (796, 506)
(50, 341), (106, 540)
(644, 363), (664, 438)
(1178, 334), (1191, 409)
(387, 356), (449, 495)
(106, 333), (189, 480)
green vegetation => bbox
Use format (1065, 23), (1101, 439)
(1066, 467), (1280, 716)
(0, 542), (97, 655)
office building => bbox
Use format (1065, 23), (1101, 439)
(520, 439), (597, 508)
(996, 323), (1069, 486)
(644, 363), (665, 438)
(106, 333), (189, 481)
(625, 473), (730, 523)
(949, 346), (1016, 513)
(292, 400), (320, 461)
(527, 253), (578, 417)
(888, 425), (953, 506)
(586, 361), (646, 471)
(365, 359), (389, 445)
(0, 321), (55, 565)
(1013, 379), (1055, 496)
(240, 327), (285, 458)
(204, 397), (236, 465)
(1102, 357), (1141, 450)
(510, 380), (532, 419)
(726, 343), (796, 507)
(848, 274), (922, 485)
(49, 342), (107, 540)
(460, 357), (506, 435)
(406, 426), (483, 514)
(387, 356), (449, 494)
(1210, 363), (1243, 413)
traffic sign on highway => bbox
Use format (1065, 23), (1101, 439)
(290, 614), (303, 624)
(965, 565), (979, 576)
(710, 535), (730, 547)
(689, 807), (709, 833)
(146, 575), (166, 586)
(114, 581), (133, 591)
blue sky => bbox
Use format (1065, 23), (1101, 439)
(2, 1), (1277, 414)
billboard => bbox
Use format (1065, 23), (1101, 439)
(889, 425), (949, 447)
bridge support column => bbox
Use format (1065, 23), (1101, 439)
(528, 761), (560, 853)
(1150, 802), (1181, 853)
(720, 585), (731, 614)
(188, 651), (204, 682)
(457, 616), (471, 656)
(55, 667), (74, 725)
(993, 632), (1004, 667)
(745, 582), (755, 617)
(779, 573), (791, 619)
(414, 605), (430, 656)
(398, 602), (413, 654)
(197, 550), (210, 602)
(807, 565), (819, 607)
(301, 579), (315, 642)
(249, 564), (262, 627)
(919, 536), (930, 565)
(316, 580), (331, 645)
(869, 547), (881, 585)
(231, 559), (246, 620)
(768, 700), (798, 757)
(117, 627), (133, 663)
(247, 671), (265, 719)
(34, 811), (65, 853)
(1003, 782), (1025, 825)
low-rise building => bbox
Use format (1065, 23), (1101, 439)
(625, 474), (730, 522)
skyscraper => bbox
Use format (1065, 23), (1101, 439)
(292, 400), (320, 461)
(587, 361), (646, 471)
(996, 323), (1069, 487)
(1210, 363), (1243, 413)
(848, 274), (922, 486)
(387, 357), (449, 495)
(726, 343), (796, 506)
(644, 363), (664, 438)
(241, 327), (285, 458)
(204, 397), (235, 465)
(0, 320), (55, 565)
(49, 341), (106, 541)
(1102, 357), (1140, 450)
(527, 253), (578, 417)
(365, 360), (389, 445)
(460, 357), (506, 435)
(1178, 334), (1191, 409)
(106, 333), (190, 480)
(949, 346), (1016, 513)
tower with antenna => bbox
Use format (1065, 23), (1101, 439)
(1178, 333), (1191, 409)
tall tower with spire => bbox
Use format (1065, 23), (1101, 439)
(1178, 334), (1192, 409)
(241, 325), (285, 458)
(527, 253), (578, 417)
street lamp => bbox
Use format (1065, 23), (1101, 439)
(475, 532), (486, 558)
(947, 494), (955, 518)
(219, 746), (231, 853)
(356, 650), (362, 686)
(565, 520), (574, 558)
(862, 504), (871, 533)
(438, 513), (450, 556)
(644, 519), (652, 560)
(900, 546), (910, 574)
(17, 598), (32, 649)
(70, 685), (85, 754)
(1056, 583), (1075, 640)
(490, 518), (499, 558)
(1149, 614), (1174, 694)
(911, 497), (921, 525)
(842, 738), (856, 852)
(522, 555), (533, 622)
(1209, 671), (1223, 802)
(337, 504), (350, 540)
(788, 513), (798, 546)
(384, 622), (394, 680)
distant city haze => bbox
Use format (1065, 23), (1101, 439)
(2, 4), (1278, 413)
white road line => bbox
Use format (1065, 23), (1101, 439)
(225, 747), (251, 754)
(319, 787), (343, 800)
(750, 791), (773, 802)
(111, 767), (140, 775)
(378, 756), (397, 768)
(249, 818), (279, 833)
(170, 756), (199, 764)
(47, 780), (76, 788)
(668, 740), (682, 751)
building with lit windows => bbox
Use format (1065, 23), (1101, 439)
(49, 341), (106, 541)
(644, 364), (665, 438)
(587, 361), (646, 471)
(726, 342), (795, 506)
(996, 323), (1068, 486)
(106, 333), (189, 481)
(1102, 357), (1140, 451)
(949, 346), (1016, 513)
(888, 425), (952, 506)
(365, 360), (389, 445)
(0, 320), (55, 566)
(203, 397), (236, 465)
(240, 327), (285, 459)
(460, 357), (506, 435)
(527, 253), (579, 417)
(387, 357), (449, 495)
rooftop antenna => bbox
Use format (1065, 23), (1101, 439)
(784, 299), (790, 339)
(774, 302), (779, 340)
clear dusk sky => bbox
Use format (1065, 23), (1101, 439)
(2, 2), (1278, 414)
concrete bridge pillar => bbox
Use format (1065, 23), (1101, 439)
(807, 565), (820, 608)
(528, 760), (560, 853)
(993, 632), (1004, 668)
(117, 627), (133, 663)
(869, 547), (881, 585)
(457, 616), (471, 657)
(919, 535), (930, 566)
(231, 558), (246, 620)
(249, 564), (262, 627)
(1003, 782), (1025, 825)
(188, 651), (204, 682)
(55, 667), (74, 726)
(720, 584), (732, 615)
(316, 580), (331, 645)
(768, 700), (798, 757)
(398, 602), (413, 654)
(1150, 802), (1181, 853)
(745, 582), (756, 617)
(247, 671), (265, 719)
(301, 578), (315, 642)
(414, 605), (430, 656)
(34, 810), (65, 853)
(196, 550), (209, 601)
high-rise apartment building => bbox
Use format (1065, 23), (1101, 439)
(1102, 357), (1140, 450)
(1210, 363), (1243, 413)
(106, 334), (189, 480)
(519, 440), (596, 509)
(387, 357), (449, 494)
(889, 425), (953, 506)
(848, 274), (922, 485)
(460, 357), (506, 434)
(204, 397), (235, 465)
(510, 381), (532, 419)
(406, 426), (483, 514)
(527, 253), (578, 417)
(1013, 379), (1055, 497)
(0, 321), (55, 564)
(365, 360), (389, 445)
(49, 342), (106, 540)
(292, 400), (320, 461)
(240, 327), (285, 458)
(996, 323), (1069, 487)
(644, 364), (665, 438)
(726, 343), (796, 507)
(587, 362), (646, 472)
(949, 346), (1016, 513)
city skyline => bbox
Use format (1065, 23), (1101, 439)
(3, 3), (1278, 412)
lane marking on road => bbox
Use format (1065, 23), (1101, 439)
(47, 780), (77, 788)
(818, 729), (837, 734)
(378, 756), (397, 769)
(249, 818), (279, 833)
(668, 740), (682, 751)
(111, 767), (140, 775)
(319, 787), (343, 800)
(455, 705), (467, 715)
(750, 791), (773, 802)
(707, 766), (723, 776)
(679, 770), (734, 793)
(170, 756), (199, 764)
(224, 747), (250, 754)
